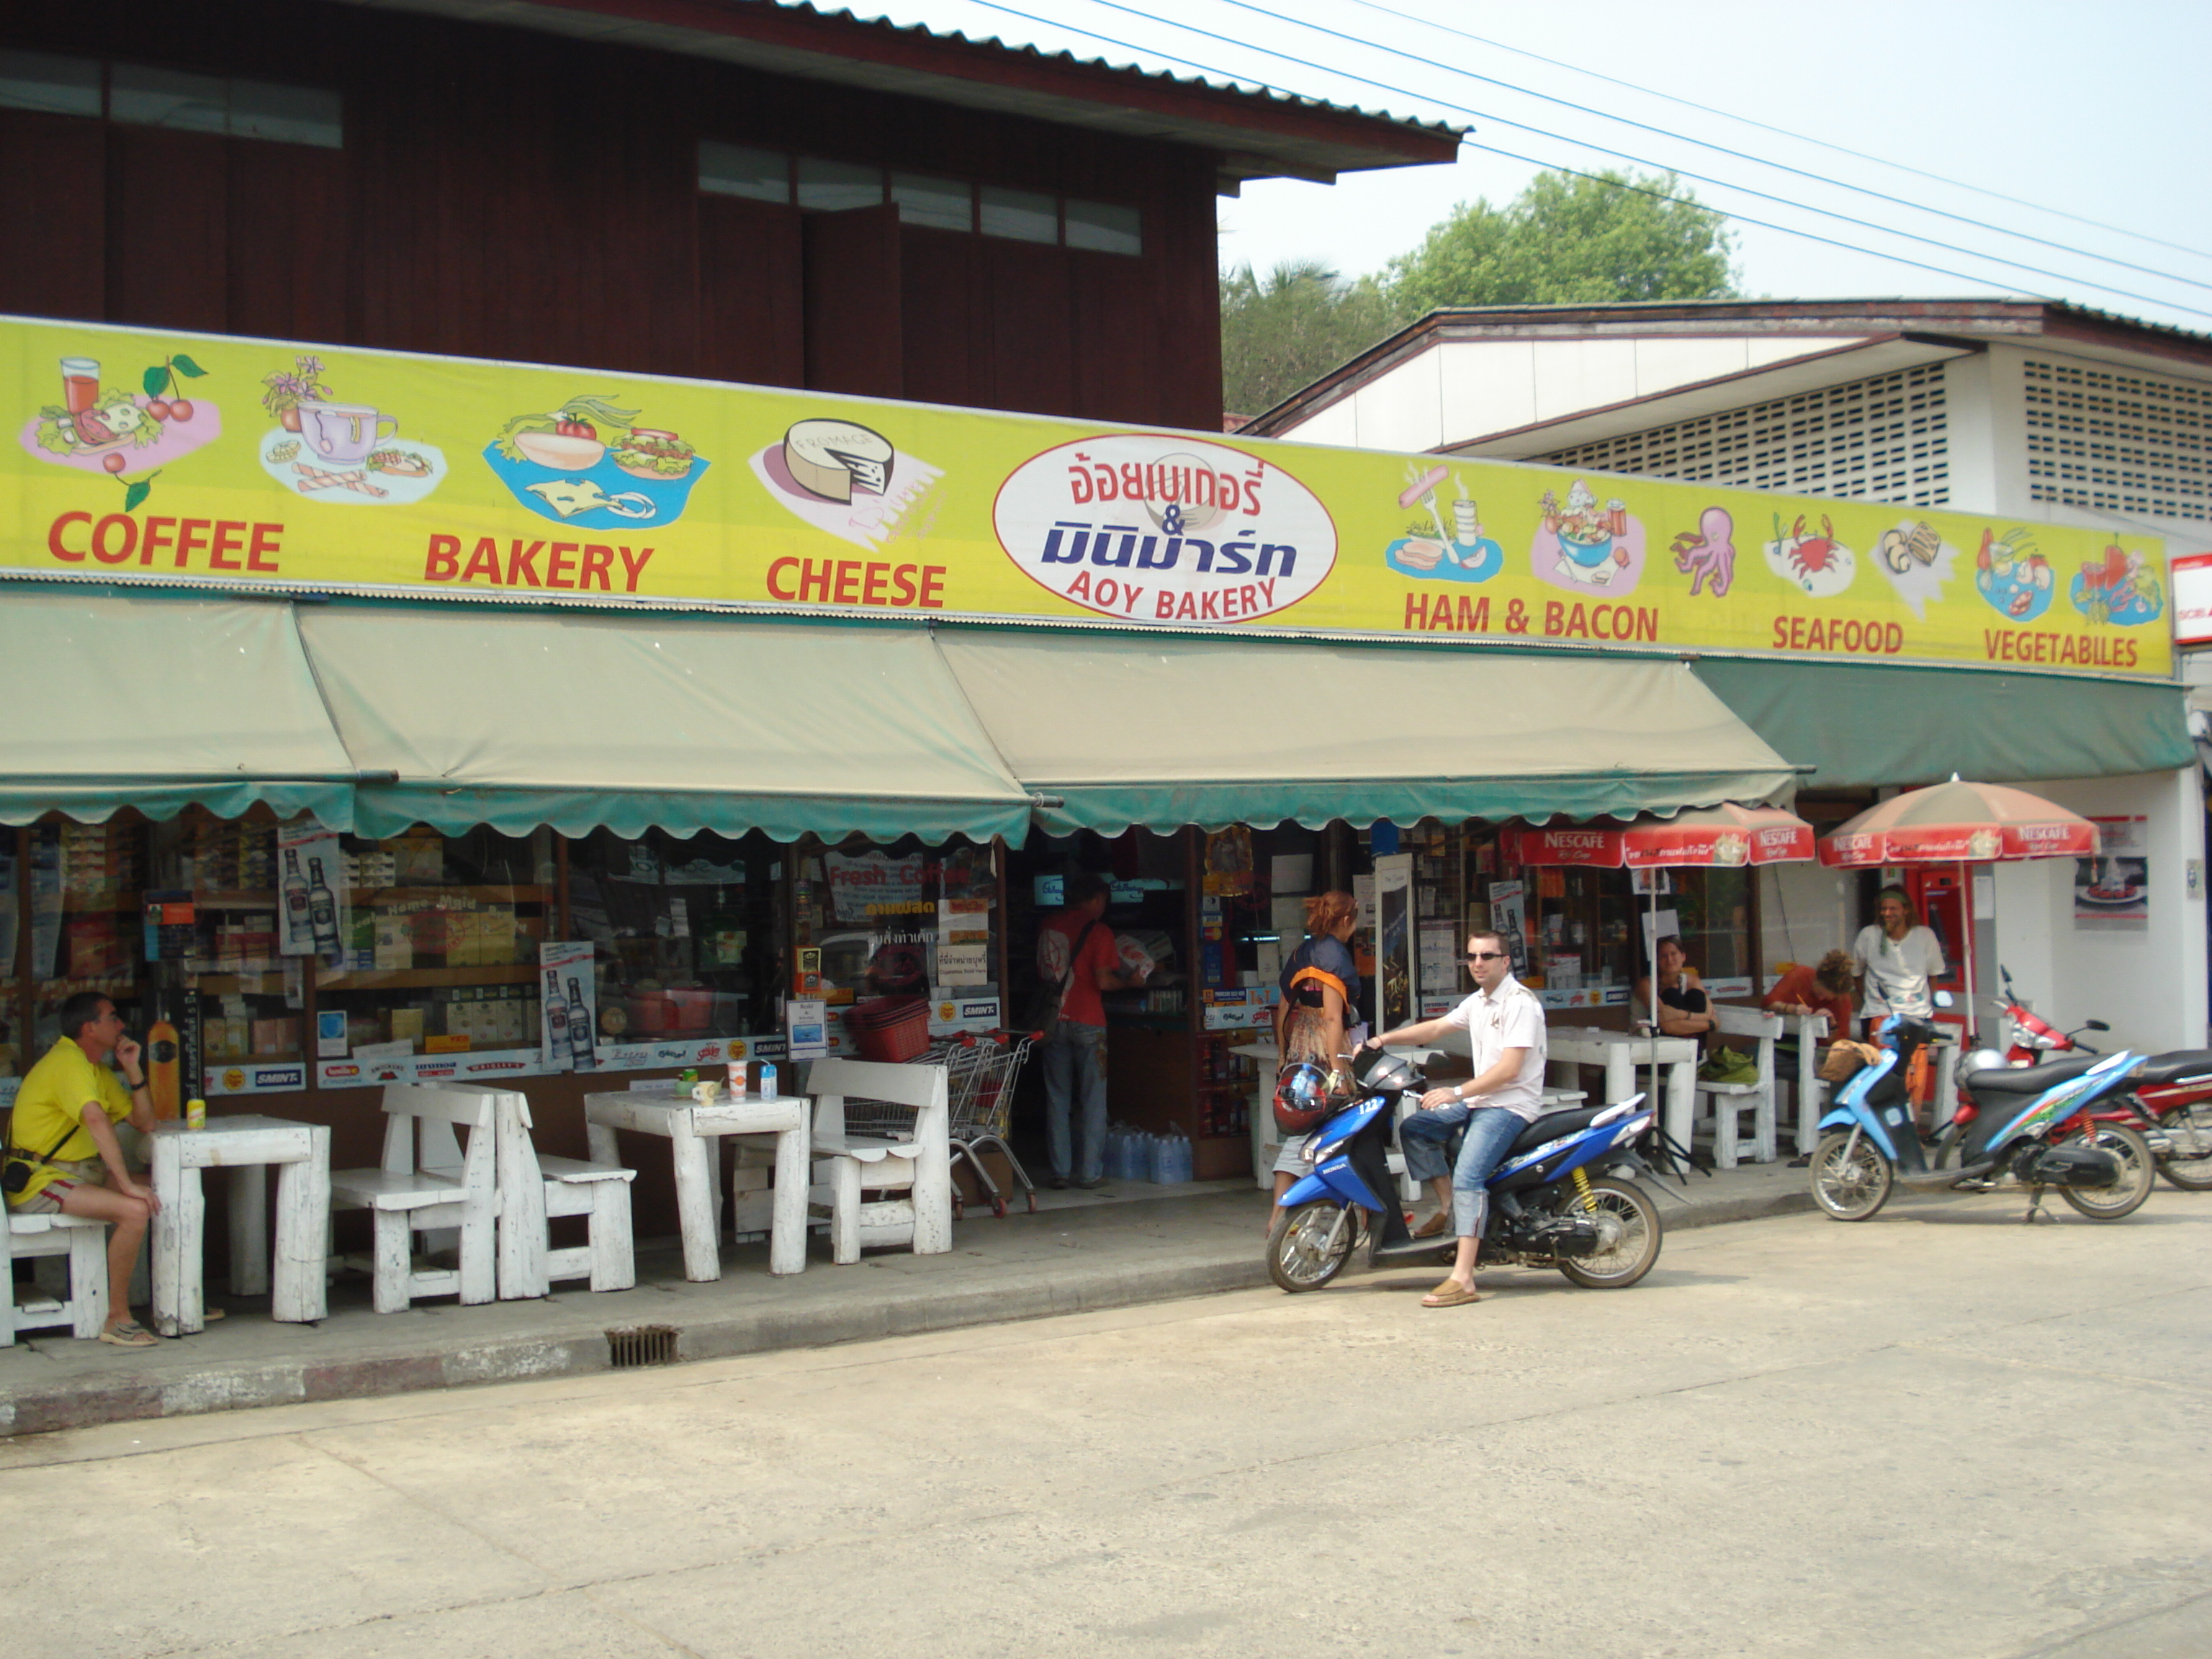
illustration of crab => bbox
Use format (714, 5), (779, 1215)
(1763, 511), (1857, 597)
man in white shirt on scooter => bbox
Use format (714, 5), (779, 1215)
(1365, 930), (1547, 1308)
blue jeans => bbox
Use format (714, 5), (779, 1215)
(1042, 1020), (1108, 1183)
(1400, 1102), (1524, 1238)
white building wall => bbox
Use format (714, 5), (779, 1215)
(1991, 767), (2208, 1053)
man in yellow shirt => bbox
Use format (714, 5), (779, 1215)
(5, 992), (163, 1344)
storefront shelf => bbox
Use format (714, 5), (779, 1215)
(194, 974), (293, 995)
(58, 889), (142, 911)
(346, 886), (549, 904)
(318, 964), (542, 990)
(195, 891), (277, 907)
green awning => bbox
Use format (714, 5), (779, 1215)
(938, 629), (1799, 835)
(296, 607), (1033, 843)
(1691, 659), (2193, 788)
(0, 591), (357, 828)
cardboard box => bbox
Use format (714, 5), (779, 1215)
(950, 1148), (1021, 1208)
(374, 912), (413, 971)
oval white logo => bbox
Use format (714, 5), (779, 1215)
(992, 435), (1337, 624)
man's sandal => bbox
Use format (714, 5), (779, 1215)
(98, 1321), (158, 1347)
(1410, 1210), (1451, 1239)
(1421, 1282), (1481, 1308)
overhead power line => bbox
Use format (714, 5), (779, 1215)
(1339, 0), (2212, 268)
(1058, 0), (2212, 322)
(1209, 0), (2212, 293)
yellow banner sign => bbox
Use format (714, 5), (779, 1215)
(4, 316), (2172, 678)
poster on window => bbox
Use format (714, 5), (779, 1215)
(1487, 880), (1527, 978)
(539, 940), (599, 1071)
(825, 850), (930, 924)
(1374, 853), (1412, 1031)
(2076, 817), (2149, 931)
(276, 817), (346, 964)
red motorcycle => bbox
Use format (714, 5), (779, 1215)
(1992, 966), (2212, 1191)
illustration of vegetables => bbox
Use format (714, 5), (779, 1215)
(496, 396), (642, 462)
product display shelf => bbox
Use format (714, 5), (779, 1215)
(317, 964), (542, 991)
(346, 884), (550, 904)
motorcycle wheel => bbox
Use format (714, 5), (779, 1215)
(1556, 1177), (1663, 1289)
(1811, 1130), (1893, 1221)
(1267, 1200), (1355, 1293)
(2154, 1102), (2212, 1192)
(2058, 1123), (2155, 1220)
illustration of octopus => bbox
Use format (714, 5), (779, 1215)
(1670, 505), (1737, 598)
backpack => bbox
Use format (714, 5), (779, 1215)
(1020, 917), (1097, 1040)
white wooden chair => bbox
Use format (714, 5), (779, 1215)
(1695, 1007), (1783, 1168)
(2, 1208), (109, 1344)
(328, 1083), (500, 1313)
(492, 1090), (637, 1298)
(804, 1058), (952, 1265)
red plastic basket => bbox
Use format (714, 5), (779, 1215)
(848, 996), (932, 1062)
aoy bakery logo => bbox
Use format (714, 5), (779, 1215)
(994, 436), (1336, 624)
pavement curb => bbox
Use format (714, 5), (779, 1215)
(2, 1179), (1818, 1437)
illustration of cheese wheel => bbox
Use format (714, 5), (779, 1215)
(783, 419), (894, 503)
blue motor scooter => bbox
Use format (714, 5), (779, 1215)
(1809, 1008), (2152, 1223)
(1267, 1048), (1670, 1292)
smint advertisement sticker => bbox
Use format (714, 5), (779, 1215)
(993, 435), (1338, 625)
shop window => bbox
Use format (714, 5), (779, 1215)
(0, 50), (102, 117)
(567, 828), (783, 1064)
(25, 819), (150, 1063)
(796, 156), (884, 213)
(2, 55), (343, 147)
(890, 171), (973, 232)
(1064, 198), (1142, 256)
(979, 185), (1057, 246)
(698, 140), (791, 204)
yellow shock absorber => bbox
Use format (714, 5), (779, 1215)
(1570, 1166), (1598, 1212)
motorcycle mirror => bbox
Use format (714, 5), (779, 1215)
(2085, 1020), (2110, 1032)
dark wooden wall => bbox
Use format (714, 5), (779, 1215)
(0, 1), (1223, 430)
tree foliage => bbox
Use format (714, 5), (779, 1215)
(1220, 169), (1737, 413)
(1219, 260), (1397, 417)
(1384, 168), (1736, 315)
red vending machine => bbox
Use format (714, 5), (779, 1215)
(1902, 867), (1977, 1045)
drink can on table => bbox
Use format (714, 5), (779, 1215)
(185, 1097), (207, 1130)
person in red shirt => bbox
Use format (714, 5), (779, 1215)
(1036, 872), (1150, 1188)
(1763, 948), (1856, 1034)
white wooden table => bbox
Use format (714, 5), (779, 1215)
(1779, 1010), (1832, 1154)
(583, 1092), (809, 1280)
(150, 1115), (331, 1336)
(1545, 1027), (1699, 1155)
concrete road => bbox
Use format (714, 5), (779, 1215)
(4, 1192), (2210, 1659)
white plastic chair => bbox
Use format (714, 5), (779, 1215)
(328, 1083), (500, 1313)
(1696, 1007), (1782, 1168)
(2, 1208), (109, 1344)
(804, 1058), (952, 1265)
(492, 1090), (637, 1298)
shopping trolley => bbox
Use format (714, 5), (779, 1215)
(891, 1028), (1040, 1217)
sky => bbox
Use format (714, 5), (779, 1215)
(835, 0), (2212, 334)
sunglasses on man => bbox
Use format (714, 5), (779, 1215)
(1464, 950), (1507, 963)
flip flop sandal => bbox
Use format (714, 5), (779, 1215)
(1421, 1284), (1481, 1308)
(98, 1321), (158, 1347)
(1411, 1210), (1451, 1239)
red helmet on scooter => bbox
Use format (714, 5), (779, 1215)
(1273, 1061), (1331, 1135)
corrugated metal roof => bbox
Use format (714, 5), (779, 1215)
(326, 0), (1462, 183)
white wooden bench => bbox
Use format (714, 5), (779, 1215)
(328, 1083), (499, 1313)
(2, 1208), (109, 1344)
(804, 1058), (951, 1265)
(492, 1091), (636, 1298)
(1696, 1007), (1783, 1168)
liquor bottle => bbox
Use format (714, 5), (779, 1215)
(565, 974), (598, 1071)
(282, 849), (311, 952)
(306, 855), (341, 957)
(543, 968), (571, 1066)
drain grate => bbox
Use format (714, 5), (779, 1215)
(606, 1324), (680, 1369)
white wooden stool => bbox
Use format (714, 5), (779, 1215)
(2, 1209), (109, 1344)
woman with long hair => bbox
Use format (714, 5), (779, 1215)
(1268, 891), (1362, 1226)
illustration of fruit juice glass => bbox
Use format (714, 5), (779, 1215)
(1454, 498), (1480, 547)
(61, 359), (99, 414)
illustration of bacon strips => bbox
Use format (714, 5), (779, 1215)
(294, 462), (387, 497)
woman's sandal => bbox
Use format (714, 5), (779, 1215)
(97, 1321), (158, 1347)
(1411, 1210), (1450, 1239)
(1421, 1281), (1481, 1308)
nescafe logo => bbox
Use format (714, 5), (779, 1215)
(994, 436), (1336, 624)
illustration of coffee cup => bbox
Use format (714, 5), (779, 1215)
(298, 400), (398, 465)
